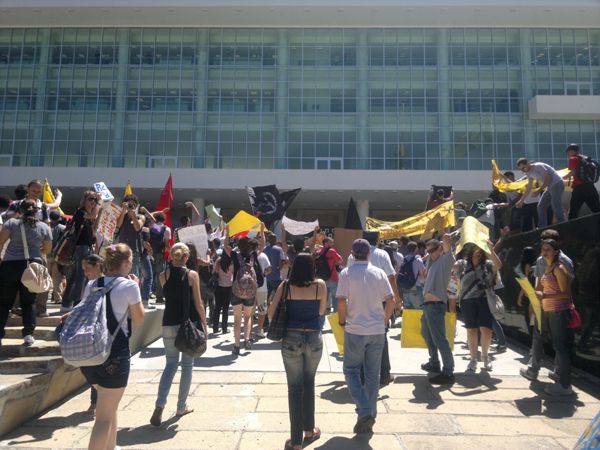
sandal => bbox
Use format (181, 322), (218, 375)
(175, 406), (194, 417)
(303, 427), (321, 445)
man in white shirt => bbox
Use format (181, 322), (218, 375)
(254, 244), (272, 338)
(336, 239), (395, 435)
(515, 158), (565, 227)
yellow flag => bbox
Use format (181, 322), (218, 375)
(124, 180), (133, 197)
(365, 200), (455, 240)
(492, 160), (570, 194)
(400, 310), (456, 350)
(43, 178), (65, 216)
(227, 210), (265, 238)
(516, 277), (542, 332)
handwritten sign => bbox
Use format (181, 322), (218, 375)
(98, 202), (121, 242)
(177, 224), (209, 259)
(93, 182), (114, 202)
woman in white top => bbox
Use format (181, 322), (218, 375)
(79, 244), (145, 450)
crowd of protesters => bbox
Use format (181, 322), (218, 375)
(0, 144), (597, 449)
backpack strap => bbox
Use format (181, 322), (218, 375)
(19, 222), (30, 261)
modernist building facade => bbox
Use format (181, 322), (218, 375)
(1, 1), (599, 222)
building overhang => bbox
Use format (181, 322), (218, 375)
(1, 1), (599, 28)
(529, 95), (600, 120)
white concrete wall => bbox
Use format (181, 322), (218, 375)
(529, 96), (600, 120)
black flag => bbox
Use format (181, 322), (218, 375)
(277, 188), (301, 220)
(345, 198), (363, 230)
(247, 185), (301, 225)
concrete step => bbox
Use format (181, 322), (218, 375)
(6, 314), (61, 328)
(3, 327), (57, 341)
(0, 356), (64, 374)
(0, 339), (61, 358)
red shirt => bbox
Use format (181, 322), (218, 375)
(320, 246), (342, 282)
(568, 155), (584, 188)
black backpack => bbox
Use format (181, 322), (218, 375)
(578, 156), (600, 184)
(315, 248), (332, 280)
(396, 255), (417, 290)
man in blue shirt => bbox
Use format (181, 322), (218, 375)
(263, 232), (286, 299)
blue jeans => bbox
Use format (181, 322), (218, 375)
(326, 279), (338, 311)
(403, 286), (424, 309)
(156, 325), (194, 410)
(538, 182), (565, 227)
(140, 253), (153, 302)
(343, 332), (385, 419)
(492, 318), (506, 346)
(62, 245), (92, 308)
(281, 331), (323, 447)
(421, 302), (454, 376)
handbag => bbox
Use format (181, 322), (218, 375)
(267, 281), (289, 342)
(20, 223), (53, 294)
(53, 222), (84, 266)
(485, 288), (505, 320)
(568, 306), (582, 329)
(174, 269), (207, 358)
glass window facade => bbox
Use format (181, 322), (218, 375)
(0, 27), (599, 170)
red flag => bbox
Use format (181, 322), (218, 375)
(156, 174), (173, 248)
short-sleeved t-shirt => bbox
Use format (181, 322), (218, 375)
(535, 251), (574, 278)
(2, 218), (52, 261)
(256, 252), (271, 293)
(423, 250), (456, 303)
(526, 162), (563, 187)
(347, 246), (396, 278)
(82, 277), (141, 334)
(455, 259), (495, 300)
(336, 261), (394, 335)
(317, 246), (343, 282)
(263, 244), (286, 282)
(568, 155), (585, 188)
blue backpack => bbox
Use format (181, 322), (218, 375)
(59, 277), (126, 367)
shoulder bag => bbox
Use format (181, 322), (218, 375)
(483, 264), (505, 320)
(267, 281), (289, 342)
(20, 223), (53, 294)
(174, 269), (207, 357)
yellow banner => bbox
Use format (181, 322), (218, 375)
(400, 309), (456, 350)
(43, 178), (65, 216)
(124, 180), (133, 197)
(516, 277), (542, 332)
(227, 210), (265, 238)
(492, 160), (570, 194)
(455, 216), (491, 255)
(365, 200), (455, 240)
(327, 312), (345, 356)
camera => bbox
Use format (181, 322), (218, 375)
(127, 202), (136, 210)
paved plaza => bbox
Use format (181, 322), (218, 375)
(1, 320), (598, 450)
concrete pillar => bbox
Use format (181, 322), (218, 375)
(30, 28), (50, 167)
(438, 29), (451, 169)
(356, 30), (369, 169)
(520, 29), (536, 160)
(355, 199), (370, 228)
(192, 197), (205, 224)
(194, 29), (208, 168)
(112, 29), (129, 168)
(275, 30), (289, 169)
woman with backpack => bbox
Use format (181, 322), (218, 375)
(0, 199), (52, 347)
(453, 241), (502, 372)
(221, 227), (264, 355)
(79, 243), (145, 450)
(150, 243), (208, 426)
(268, 253), (327, 450)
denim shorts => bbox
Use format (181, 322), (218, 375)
(230, 294), (255, 308)
(80, 348), (131, 389)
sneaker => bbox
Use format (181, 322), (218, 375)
(222, 328), (229, 334)
(143, 302), (156, 310)
(232, 346), (240, 356)
(544, 383), (573, 396)
(213, 328), (219, 335)
(244, 339), (252, 350)
(420, 362), (441, 373)
(494, 344), (507, 354)
(155, 298), (165, 304)
(23, 335), (35, 347)
(59, 306), (72, 314)
(150, 406), (163, 427)
(483, 356), (493, 371)
(547, 370), (560, 383)
(519, 367), (538, 381)
(429, 373), (455, 385)
(466, 359), (477, 372)
(256, 329), (266, 339)
(353, 415), (375, 434)
(37, 312), (49, 318)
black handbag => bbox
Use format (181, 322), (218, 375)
(267, 281), (289, 342)
(174, 269), (207, 358)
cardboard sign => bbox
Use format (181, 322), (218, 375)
(97, 202), (121, 242)
(93, 182), (114, 202)
(401, 310), (456, 350)
(177, 224), (209, 259)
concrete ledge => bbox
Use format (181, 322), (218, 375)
(0, 308), (163, 437)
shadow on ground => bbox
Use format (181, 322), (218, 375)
(313, 433), (374, 450)
(2, 411), (93, 446)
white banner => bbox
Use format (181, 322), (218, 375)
(98, 202), (121, 242)
(177, 224), (209, 259)
(282, 215), (319, 236)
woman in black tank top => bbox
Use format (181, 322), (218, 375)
(150, 243), (208, 427)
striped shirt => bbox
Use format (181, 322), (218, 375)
(540, 270), (570, 312)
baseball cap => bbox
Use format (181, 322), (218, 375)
(389, 241), (399, 249)
(352, 239), (370, 258)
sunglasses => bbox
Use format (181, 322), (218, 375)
(427, 246), (440, 254)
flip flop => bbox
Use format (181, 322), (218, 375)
(175, 407), (194, 417)
(303, 427), (321, 446)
